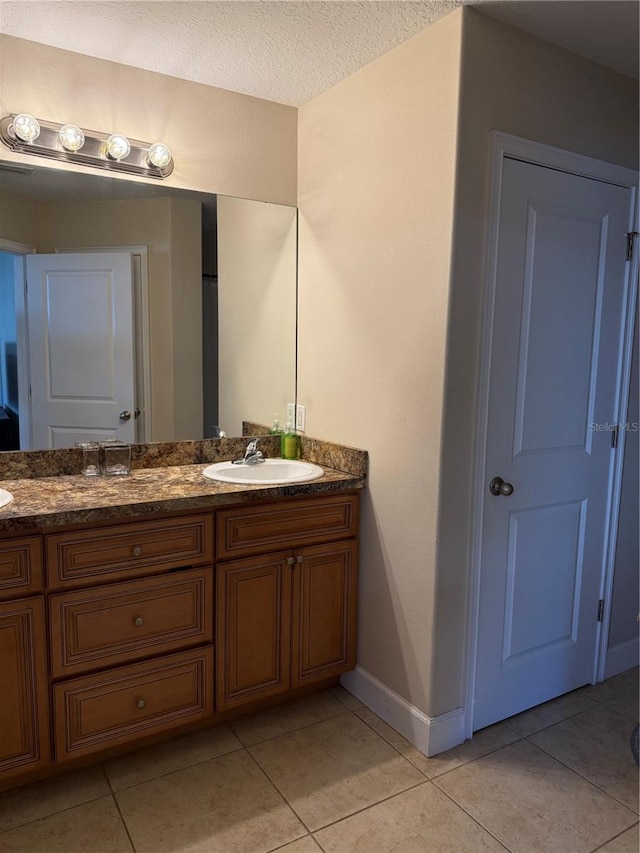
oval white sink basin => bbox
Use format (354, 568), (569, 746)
(203, 459), (325, 486)
(0, 488), (14, 509)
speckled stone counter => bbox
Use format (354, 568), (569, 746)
(0, 435), (368, 534)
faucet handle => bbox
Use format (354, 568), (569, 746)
(245, 440), (258, 454)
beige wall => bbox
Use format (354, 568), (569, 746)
(298, 11), (464, 714)
(217, 195), (297, 436)
(298, 7), (639, 721)
(168, 199), (203, 441)
(0, 35), (297, 206)
(0, 189), (39, 248)
(37, 196), (202, 441)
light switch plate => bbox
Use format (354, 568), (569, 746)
(295, 404), (306, 432)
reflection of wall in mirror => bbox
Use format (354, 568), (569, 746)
(1, 191), (202, 443)
(0, 252), (17, 410)
(218, 196), (297, 437)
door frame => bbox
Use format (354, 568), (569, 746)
(0, 237), (36, 449)
(463, 132), (639, 738)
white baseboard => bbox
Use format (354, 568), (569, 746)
(605, 637), (639, 679)
(340, 666), (465, 757)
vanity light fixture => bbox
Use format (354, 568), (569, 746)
(59, 124), (85, 152)
(105, 133), (131, 161)
(0, 113), (174, 179)
(147, 142), (172, 169)
(12, 113), (40, 142)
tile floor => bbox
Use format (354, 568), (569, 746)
(0, 673), (637, 853)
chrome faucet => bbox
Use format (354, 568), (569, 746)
(233, 439), (265, 465)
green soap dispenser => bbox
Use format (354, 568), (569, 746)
(282, 417), (300, 460)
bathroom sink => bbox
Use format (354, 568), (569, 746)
(202, 459), (325, 486)
(0, 488), (14, 509)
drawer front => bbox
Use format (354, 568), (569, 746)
(50, 568), (213, 678)
(53, 646), (214, 760)
(0, 537), (43, 599)
(216, 494), (359, 560)
(47, 514), (214, 589)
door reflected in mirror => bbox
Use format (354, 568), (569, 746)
(0, 162), (297, 450)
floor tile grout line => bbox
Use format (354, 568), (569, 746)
(329, 686), (364, 710)
(266, 831), (316, 853)
(0, 790), (110, 837)
(101, 762), (115, 794)
(502, 698), (602, 739)
(110, 790), (138, 853)
(352, 708), (432, 776)
(523, 735), (640, 815)
(354, 707), (528, 785)
(102, 742), (245, 795)
(431, 778), (514, 852)
(291, 778), (431, 837)
(589, 820), (639, 853)
(229, 706), (352, 750)
(243, 744), (314, 837)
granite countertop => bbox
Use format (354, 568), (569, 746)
(0, 461), (365, 534)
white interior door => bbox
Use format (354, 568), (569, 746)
(474, 158), (634, 730)
(25, 252), (135, 449)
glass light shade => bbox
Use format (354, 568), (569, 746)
(147, 142), (172, 169)
(12, 113), (40, 142)
(106, 133), (131, 160)
(59, 124), (85, 152)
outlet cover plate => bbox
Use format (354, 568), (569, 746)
(295, 404), (306, 432)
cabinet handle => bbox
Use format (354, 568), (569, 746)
(132, 546), (143, 557)
(136, 698), (147, 710)
(287, 557), (295, 566)
(133, 616), (144, 627)
(296, 555), (304, 564)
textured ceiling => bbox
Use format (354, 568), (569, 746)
(0, 1), (637, 106)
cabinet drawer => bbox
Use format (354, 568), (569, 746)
(0, 537), (42, 599)
(50, 568), (213, 678)
(46, 514), (214, 589)
(53, 646), (214, 761)
(216, 494), (359, 560)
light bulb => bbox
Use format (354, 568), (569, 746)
(147, 142), (172, 169)
(106, 134), (131, 161)
(59, 124), (85, 152)
(12, 113), (40, 143)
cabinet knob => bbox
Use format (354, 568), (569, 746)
(132, 546), (143, 557)
(136, 698), (147, 710)
(287, 557), (295, 566)
(133, 616), (144, 627)
(296, 555), (304, 564)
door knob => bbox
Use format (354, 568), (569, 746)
(489, 477), (514, 497)
(119, 410), (132, 421)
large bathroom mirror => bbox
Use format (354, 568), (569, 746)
(0, 161), (297, 451)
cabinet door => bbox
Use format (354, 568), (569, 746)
(292, 541), (358, 687)
(216, 554), (292, 711)
(0, 597), (50, 780)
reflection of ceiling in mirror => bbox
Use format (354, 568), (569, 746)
(0, 160), (218, 230)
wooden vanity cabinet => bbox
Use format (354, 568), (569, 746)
(216, 494), (359, 711)
(0, 490), (360, 789)
(0, 596), (50, 780)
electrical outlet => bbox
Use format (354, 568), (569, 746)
(295, 403), (306, 433)
(286, 403), (295, 424)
